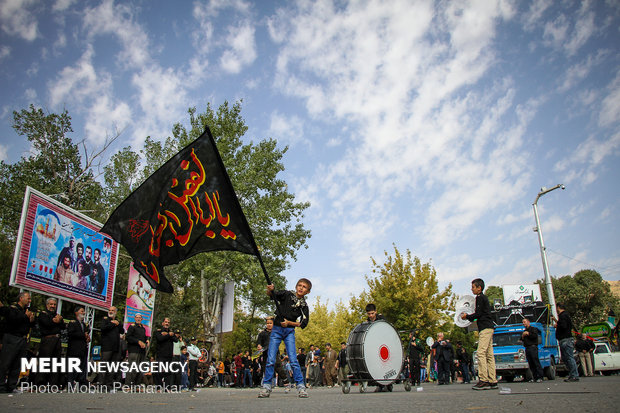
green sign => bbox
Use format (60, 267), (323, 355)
(581, 322), (612, 338)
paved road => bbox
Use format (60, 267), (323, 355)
(3, 376), (618, 412)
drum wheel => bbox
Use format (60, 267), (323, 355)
(342, 382), (351, 394)
(404, 380), (412, 392)
(359, 382), (368, 393)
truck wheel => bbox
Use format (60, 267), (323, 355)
(544, 358), (556, 380)
(503, 374), (514, 383)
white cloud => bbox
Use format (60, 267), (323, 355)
(0, 0), (38, 41)
(49, 46), (103, 106)
(0, 143), (7, 161)
(53, 0), (75, 12)
(83, 0), (151, 69)
(219, 22), (257, 73)
(24, 88), (36, 101)
(542, 2), (596, 57)
(84, 95), (132, 145)
(0, 45), (10, 61)
(130, 65), (188, 146)
(555, 131), (620, 186)
(269, 1), (526, 269)
(268, 111), (307, 147)
(599, 70), (620, 127)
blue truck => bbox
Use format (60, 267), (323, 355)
(484, 322), (559, 382)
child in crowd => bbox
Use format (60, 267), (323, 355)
(180, 346), (189, 391)
(258, 278), (312, 398)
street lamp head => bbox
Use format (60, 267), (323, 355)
(560, 184), (565, 190)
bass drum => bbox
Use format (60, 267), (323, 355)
(346, 320), (403, 385)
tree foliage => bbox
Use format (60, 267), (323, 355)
(295, 297), (358, 353)
(536, 269), (620, 328)
(350, 245), (454, 342)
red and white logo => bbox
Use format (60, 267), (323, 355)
(379, 344), (390, 362)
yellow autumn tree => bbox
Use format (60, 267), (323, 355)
(295, 297), (358, 353)
(350, 245), (454, 341)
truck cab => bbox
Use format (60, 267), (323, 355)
(592, 340), (620, 374)
(474, 322), (559, 382)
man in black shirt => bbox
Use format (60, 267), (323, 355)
(154, 317), (177, 387)
(36, 297), (65, 386)
(408, 330), (424, 386)
(461, 278), (497, 390)
(100, 306), (124, 387)
(455, 341), (471, 384)
(125, 313), (149, 385)
(521, 318), (543, 382)
(67, 306), (90, 386)
(575, 333), (595, 377)
(0, 291), (35, 393)
(335, 342), (349, 386)
(554, 303), (579, 381)
(431, 332), (453, 385)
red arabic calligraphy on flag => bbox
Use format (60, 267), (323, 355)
(101, 127), (259, 292)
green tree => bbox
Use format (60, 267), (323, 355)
(535, 269), (620, 328)
(0, 105), (117, 303)
(350, 245), (454, 342)
(485, 286), (503, 305)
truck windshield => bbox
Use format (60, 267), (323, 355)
(493, 333), (523, 347)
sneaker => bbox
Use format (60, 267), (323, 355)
(564, 377), (579, 382)
(471, 381), (486, 389)
(535, 379), (543, 383)
(489, 382), (498, 389)
(258, 388), (271, 398)
(298, 388), (309, 398)
(473, 381), (491, 390)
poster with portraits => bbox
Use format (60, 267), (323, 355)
(10, 186), (119, 310)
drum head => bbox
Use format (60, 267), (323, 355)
(362, 321), (403, 384)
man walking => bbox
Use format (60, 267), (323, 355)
(554, 303), (579, 382)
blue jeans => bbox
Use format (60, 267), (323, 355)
(243, 368), (252, 387)
(461, 361), (470, 383)
(559, 337), (579, 379)
(262, 325), (305, 389)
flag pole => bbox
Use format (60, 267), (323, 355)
(255, 252), (283, 316)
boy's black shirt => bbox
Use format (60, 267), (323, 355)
(257, 328), (270, 349)
(272, 290), (309, 329)
(465, 292), (494, 331)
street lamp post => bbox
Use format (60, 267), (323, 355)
(532, 184), (565, 321)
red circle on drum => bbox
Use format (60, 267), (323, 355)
(379, 345), (390, 361)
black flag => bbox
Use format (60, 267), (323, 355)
(101, 127), (260, 292)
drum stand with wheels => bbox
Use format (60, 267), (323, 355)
(341, 376), (411, 394)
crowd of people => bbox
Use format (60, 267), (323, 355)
(0, 277), (615, 395)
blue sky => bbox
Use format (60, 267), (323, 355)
(1, 0), (619, 308)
